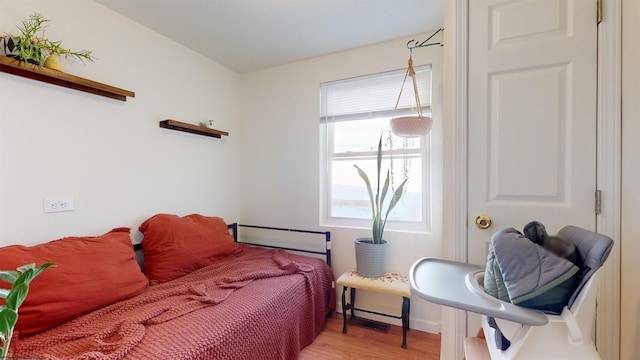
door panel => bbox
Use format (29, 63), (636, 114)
(468, 0), (597, 333)
(490, 0), (567, 46)
(489, 65), (567, 202)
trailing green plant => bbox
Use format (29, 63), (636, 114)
(5, 13), (94, 65)
(0, 262), (54, 358)
(354, 134), (408, 244)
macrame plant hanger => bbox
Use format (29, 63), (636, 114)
(390, 28), (443, 138)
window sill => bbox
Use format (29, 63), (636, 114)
(320, 219), (430, 235)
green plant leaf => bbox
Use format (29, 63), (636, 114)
(0, 307), (18, 335)
(0, 271), (19, 285)
(16, 263), (35, 273)
(31, 263), (55, 280)
(383, 177), (409, 231)
(20, 263), (55, 285)
(387, 178), (408, 213)
(0, 307), (17, 359)
(354, 165), (375, 219)
(13, 268), (33, 288)
(5, 282), (28, 310)
(380, 170), (390, 210)
(376, 135), (382, 199)
(372, 212), (384, 244)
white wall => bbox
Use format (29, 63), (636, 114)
(239, 36), (444, 333)
(621, 0), (640, 357)
(0, 0), (444, 335)
(0, 0), (242, 245)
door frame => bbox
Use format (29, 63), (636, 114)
(594, 0), (622, 358)
(443, 0), (622, 359)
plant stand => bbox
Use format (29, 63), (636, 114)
(336, 270), (411, 349)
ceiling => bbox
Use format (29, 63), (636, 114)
(95, 0), (444, 74)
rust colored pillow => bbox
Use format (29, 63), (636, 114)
(139, 214), (239, 284)
(0, 228), (148, 336)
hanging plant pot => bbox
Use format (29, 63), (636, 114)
(390, 115), (433, 137)
(390, 57), (433, 138)
(354, 237), (387, 278)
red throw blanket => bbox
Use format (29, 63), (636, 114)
(14, 245), (335, 359)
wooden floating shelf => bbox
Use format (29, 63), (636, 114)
(0, 56), (135, 101)
(159, 119), (229, 139)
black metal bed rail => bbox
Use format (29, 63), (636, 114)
(235, 224), (332, 266)
(135, 223), (332, 267)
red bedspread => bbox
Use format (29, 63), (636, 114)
(14, 245), (335, 359)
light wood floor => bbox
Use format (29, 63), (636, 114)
(300, 314), (441, 359)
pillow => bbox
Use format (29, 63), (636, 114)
(139, 214), (239, 284)
(0, 228), (148, 336)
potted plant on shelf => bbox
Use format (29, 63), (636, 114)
(0, 13), (94, 70)
(353, 134), (408, 278)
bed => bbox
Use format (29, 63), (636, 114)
(3, 214), (335, 360)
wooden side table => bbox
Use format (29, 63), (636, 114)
(336, 270), (411, 349)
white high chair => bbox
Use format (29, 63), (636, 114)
(410, 226), (613, 360)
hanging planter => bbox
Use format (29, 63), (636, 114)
(390, 58), (431, 138)
(390, 115), (433, 137)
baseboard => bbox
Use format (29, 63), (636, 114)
(411, 317), (441, 334)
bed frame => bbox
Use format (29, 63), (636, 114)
(133, 223), (332, 266)
(232, 223), (332, 266)
(18, 223), (336, 359)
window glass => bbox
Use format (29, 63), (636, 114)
(320, 66), (431, 229)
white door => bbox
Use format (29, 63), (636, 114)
(467, 0), (598, 331)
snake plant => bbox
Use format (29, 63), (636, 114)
(354, 135), (408, 244)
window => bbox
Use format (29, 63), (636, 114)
(320, 66), (432, 232)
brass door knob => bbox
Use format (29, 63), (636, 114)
(475, 215), (492, 229)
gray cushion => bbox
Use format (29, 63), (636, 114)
(484, 242), (510, 302)
(557, 225), (614, 308)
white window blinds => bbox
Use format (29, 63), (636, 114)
(320, 65), (431, 123)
